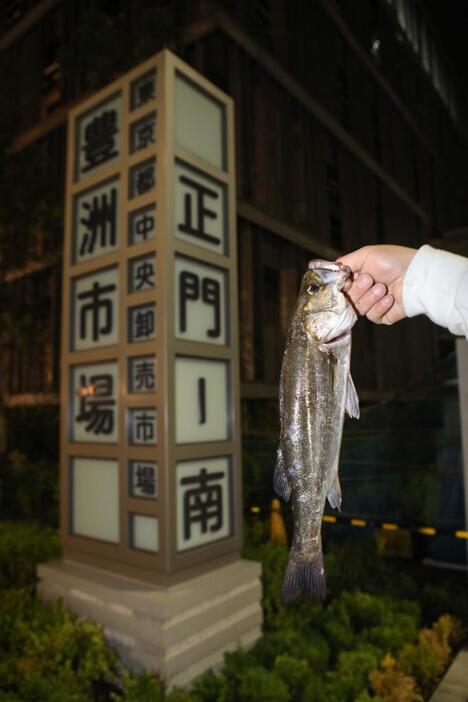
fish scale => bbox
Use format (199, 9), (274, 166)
(274, 260), (360, 603)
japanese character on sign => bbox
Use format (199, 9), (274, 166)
(181, 467), (223, 539)
(72, 267), (119, 351)
(175, 357), (229, 444)
(131, 70), (156, 110)
(131, 113), (156, 153)
(178, 175), (219, 245)
(128, 355), (156, 393)
(129, 206), (156, 245)
(74, 180), (119, 263)
(175, 256), (227, 345)
(175, 163), (226, 254)
(82, 110), (118, 172)
(176, 457), (231, 551)
(179, 273), (220, 337)
(128, 408), (157, 445)
(79, 280), (115, 341)
(130, 461), (157, 498)
(75, 372), (115, 436)
(129, 254), (156, 293)
(79, 188), (117, 257)
(76, 94), (121, 180)
(71, 361), (119, 442)
(130, 159), (156, 198)
(129, 303), (156, 342)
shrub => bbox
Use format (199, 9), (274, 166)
(0, 521), (60, 590)
(237, 667), (290, 702)
(399, 614), (461, 695)
(253, 629), (330, 672)
(110, 669), (164, 702)
(0, 587), (121, 700)
(273, 654), (310, 698)
(369, 654), (423, 702)
(190, 670), (229, 702)
(324, 644), (382, 702)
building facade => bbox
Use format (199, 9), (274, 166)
(1, 0), (467, 458)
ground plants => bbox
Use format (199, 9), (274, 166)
(0, 520), (466, 701)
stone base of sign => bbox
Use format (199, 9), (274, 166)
(36, 557), (262, 689)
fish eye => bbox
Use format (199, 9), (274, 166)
(307, 283), (320, 294)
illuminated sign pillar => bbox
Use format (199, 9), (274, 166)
(37, 50), (262, 687)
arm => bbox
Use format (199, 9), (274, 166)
(337, 244), (468, 338)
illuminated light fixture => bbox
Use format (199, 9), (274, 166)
(351, 518), (367, 527)
(417, 527), (436, 536)
(323, 515), (337, 523)
(382, 522), (399, 531)
(76, 384), (96, 398)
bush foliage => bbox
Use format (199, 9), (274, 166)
(0, 519), (466, 700)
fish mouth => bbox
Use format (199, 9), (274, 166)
(308, 261), (351, 289)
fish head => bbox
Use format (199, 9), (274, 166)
(299, 261), (357, 347)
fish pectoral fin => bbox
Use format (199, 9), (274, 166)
(346, 373), (360, 419)
(327, 473), (342, 511)
(273, 446), (292, 502)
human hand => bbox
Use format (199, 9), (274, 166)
(336, 245), (417, 325)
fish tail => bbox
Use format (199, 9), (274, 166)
(282, 551), (326, 603)
(273, 446), (291, 502)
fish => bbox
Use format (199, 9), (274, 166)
(274, 260), (360, 603)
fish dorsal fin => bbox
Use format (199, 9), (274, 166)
(346, 374), (360, 419)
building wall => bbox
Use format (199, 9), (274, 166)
(1, 0), (467, 453)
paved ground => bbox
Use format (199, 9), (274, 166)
(429, 646), (468, 702)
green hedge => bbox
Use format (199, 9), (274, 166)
(0, 521), (60, 590)
(0, 521), (466, 701)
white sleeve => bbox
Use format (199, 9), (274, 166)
(402, 244), (468, 339)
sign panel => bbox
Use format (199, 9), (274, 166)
(128, 407), (157, 445)
(76, 93), (122, 181)
(175, 357), (230, 444)
(175, 74), (225, 170)
(71, 361), (119, 443)
(128, 205), (156, 246)
(175, 256), (227, 345)
(128, 355), (156, 393)
(128, 303), (156, 342)
(129, 254), (156, 293)
(130, 514), (159, 552)
(131, 112), (156, 153)
(129, 460), (158, 499)
(74, 179), (119, 264)
(176, 456), (231, 551)
(72, 267), (119, 351)
(71, 457), (119, 542)
(175, 162), (226, 255)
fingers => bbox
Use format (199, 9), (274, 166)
(344, 273), (374, 305)
(366, 294), (394, 324)
(345, 274), (397, 325)
(336, 246), (372, 274)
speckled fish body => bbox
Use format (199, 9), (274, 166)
(274, 260), (359, 603)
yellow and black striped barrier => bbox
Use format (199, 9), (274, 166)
(249, 504), (468, 541)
